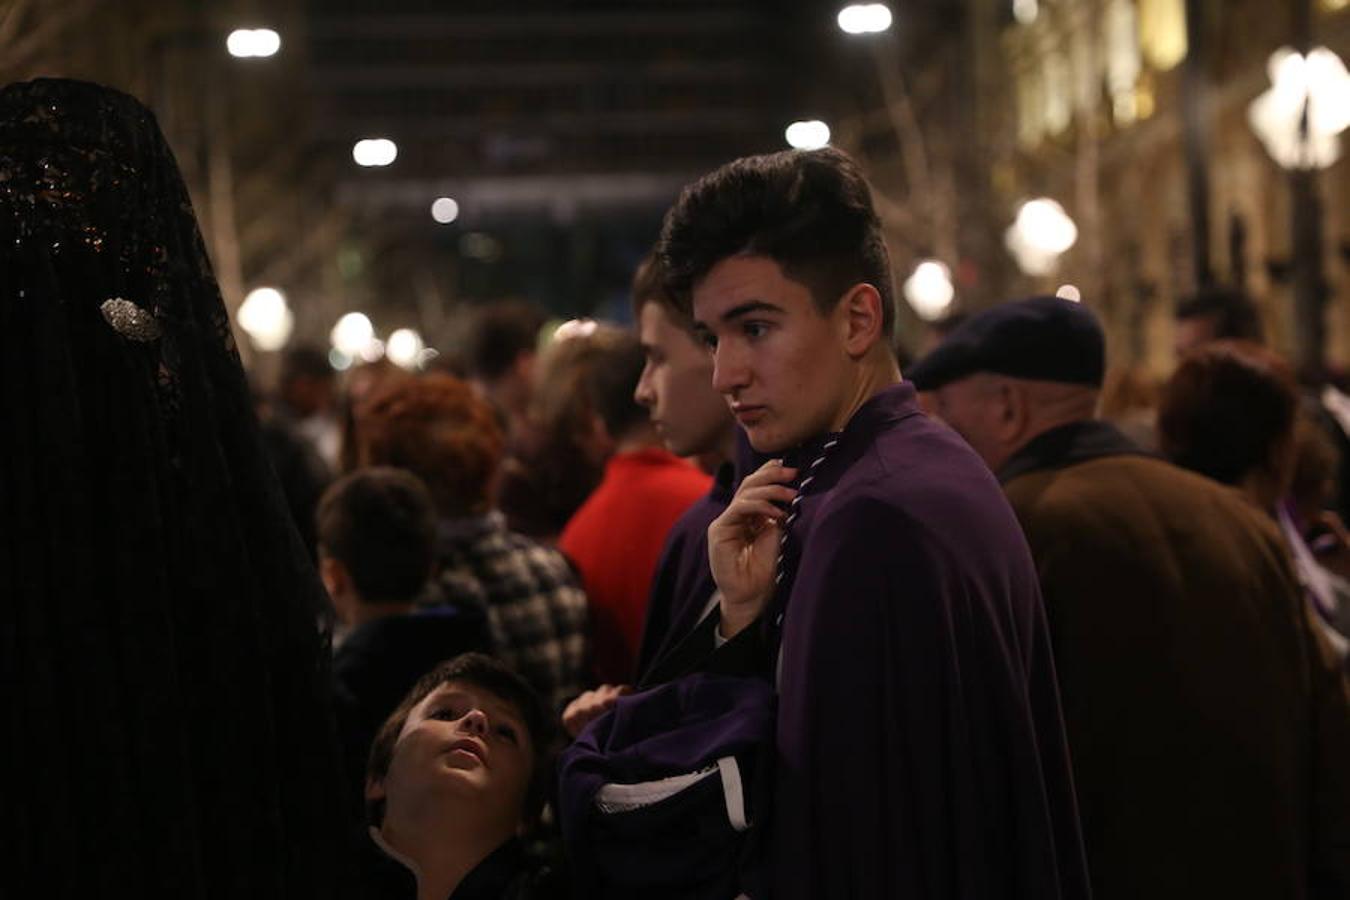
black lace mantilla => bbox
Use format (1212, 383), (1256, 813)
(0, 79), (349, 898)
(0, 79), (243, 450)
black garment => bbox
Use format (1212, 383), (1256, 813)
(354, 832), (567, 900)
(333, 607), (491, 809)
(258, 412), (332, 559)
(0, 80), (349, 898)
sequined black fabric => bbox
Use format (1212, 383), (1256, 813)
(0, 79), (351, 899)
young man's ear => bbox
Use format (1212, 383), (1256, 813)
(837, 283), (886, 357)
(364, 775), (386, 804)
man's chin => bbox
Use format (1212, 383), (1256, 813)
(745, 425), (792, 455)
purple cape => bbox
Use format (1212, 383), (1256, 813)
(768, 383), (1089, 899)
(634, 463), (732, 683)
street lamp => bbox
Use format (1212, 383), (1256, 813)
(785, 120), (831, 150)
(236, 286), (293, 351)
(1247, 43), (1350, 372)
(226, 29), (281, 59)
(1005, 198), (1078, 276)
(331, 312), (375, 356)
(903, 260), (955, 321)
(431, 197), (460, 224)
(387, 328), (426, 370)
(1248, 46), (1350, 170)
(837, 4), (893, 35)
(352, 138), (398, 167)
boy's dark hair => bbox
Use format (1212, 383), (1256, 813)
(1175, 287), (1264, 344)
(657, 147), (895, 340)
(1158, 340), (1298, 485)
(365, 653), (559, 827)
(465, 301), (547, 381)
(631, 250), (693, 330)
(316, 467), (437, 605)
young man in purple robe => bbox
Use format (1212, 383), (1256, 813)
(657, 148), (1091, 898)
(561, 250), (740, 736)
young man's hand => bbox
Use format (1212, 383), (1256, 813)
(708, 460), (797, 639)
(562, 684), (631, 738)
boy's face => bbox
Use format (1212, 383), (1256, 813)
(369, 680), (533, 834)
(692, 255), (857, 453)
(634, 301), (732, 458)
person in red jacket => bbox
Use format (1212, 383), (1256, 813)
(558, 326), (712, 685)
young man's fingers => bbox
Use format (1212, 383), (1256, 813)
(717, 499), (788, 530)
(738, 460), (798, 490)
(735, 484), (797, 506)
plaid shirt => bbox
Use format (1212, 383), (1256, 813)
(427, 511), (590, 710)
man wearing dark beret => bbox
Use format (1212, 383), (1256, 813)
(911, 295), (1350, 900)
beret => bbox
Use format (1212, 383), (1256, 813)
(908, 295), (1105, 390)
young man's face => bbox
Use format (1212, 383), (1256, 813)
(634, 301), (732, 458)
(692, 255), (855, 454)
(371, 680), (533, 835)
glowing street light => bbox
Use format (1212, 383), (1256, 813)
(1012, 0), (1039, 26)
(903, 260), (955, 322)
(1248, 46), (1350, 170)
(226, 29), (281, 59)
(386, 328), (425, 370)
(236, 286), (293, 351)
(837, 4), (893, 35)
(431, 197), (460, 224)
(331, 312), (375, 357)
(1005, 197), (1078, 276)
(352, 138), (398, 168)
(785, 120), (831, 150)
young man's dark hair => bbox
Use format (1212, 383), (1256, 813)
(465, 301), (547, 381)
(631, 250), (689, 327)
(365, 653), (559, 827)
(658, 146), (895, 340)
(316, 467), (437, 605)
(1158, 340), (1298, 485)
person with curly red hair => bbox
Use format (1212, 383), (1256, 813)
(356, 374), (590, 712)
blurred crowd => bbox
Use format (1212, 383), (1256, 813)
(6, 77), (1349, 900)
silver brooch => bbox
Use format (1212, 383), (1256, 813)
(100, 298), (161, 342)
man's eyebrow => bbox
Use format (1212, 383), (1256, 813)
(720, 300), (784, 322)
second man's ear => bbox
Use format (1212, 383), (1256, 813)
(837, 283), (886, 357)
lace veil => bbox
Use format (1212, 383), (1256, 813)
(0, 79), (351, 897)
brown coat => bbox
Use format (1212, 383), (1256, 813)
(1001, 421), (1350, 900)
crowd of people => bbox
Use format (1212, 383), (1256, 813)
(5, 77), (1350, 900)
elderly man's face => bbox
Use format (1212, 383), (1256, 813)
(929, 374), (1008, 470)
